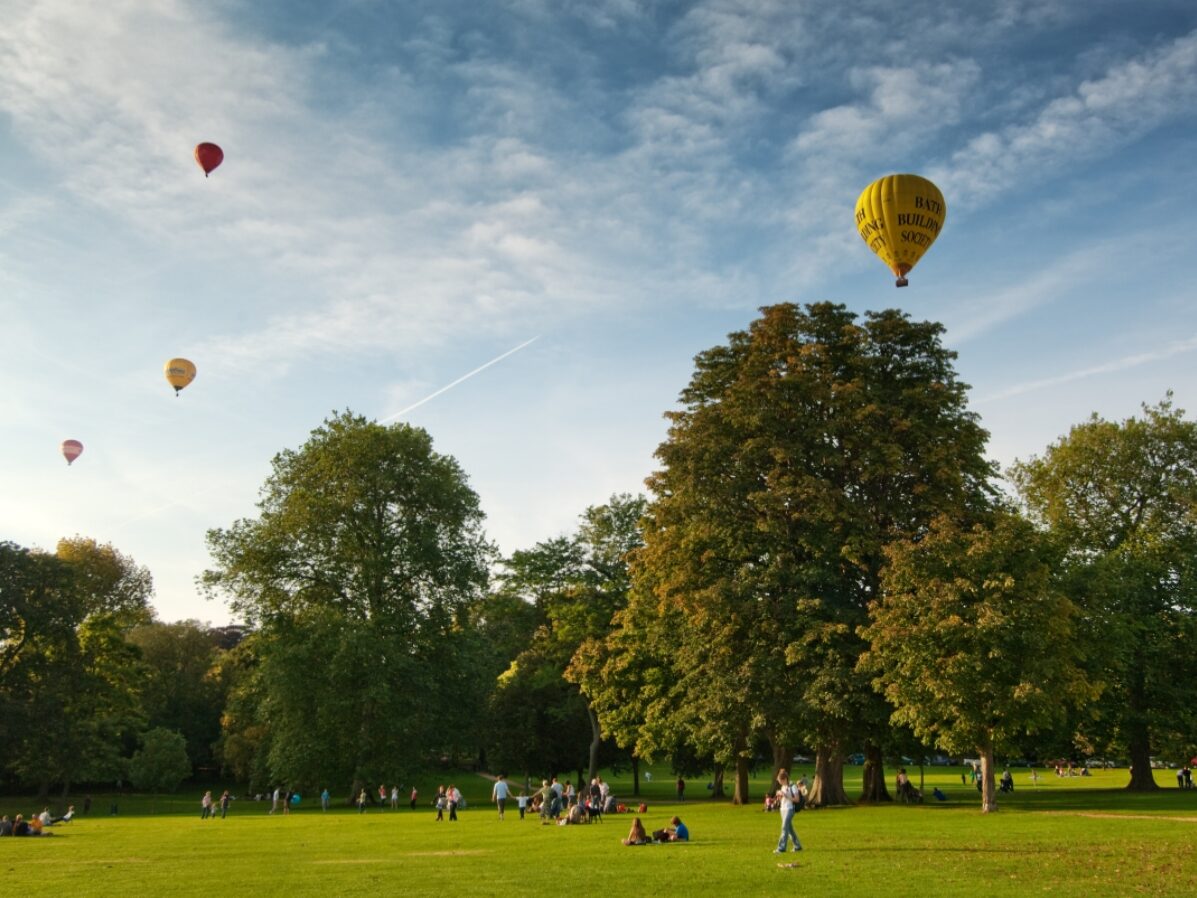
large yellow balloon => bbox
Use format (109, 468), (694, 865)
(164, 358), (197, 395)
(855, 174), (946, 287)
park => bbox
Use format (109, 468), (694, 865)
(4, 4), (1197, 896)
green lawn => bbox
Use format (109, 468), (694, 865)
(4, 766), (1196, 897)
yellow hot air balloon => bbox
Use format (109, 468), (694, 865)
(164, 358), (197, 395)
(855, 174), (946, 287)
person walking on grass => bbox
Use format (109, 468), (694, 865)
(773, 769), (803, 854)
(220, 790), (230, 819)
(410, 785), (419, 810)
(492, 774), (510, 820)
(201, 791), (213, 820)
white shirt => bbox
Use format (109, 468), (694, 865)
(493, 780), (510, 800)
(777, 783), (799, 813)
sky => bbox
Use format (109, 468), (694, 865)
(3, 0), (1196, 625)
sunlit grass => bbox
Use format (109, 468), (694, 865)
(4, 765), (1194, 897)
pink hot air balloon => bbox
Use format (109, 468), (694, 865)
(61, 439), (84, 465)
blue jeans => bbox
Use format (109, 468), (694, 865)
(777, 806), (801, 852)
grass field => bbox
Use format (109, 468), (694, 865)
(4, 765), (1196, 897)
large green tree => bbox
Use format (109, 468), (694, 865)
(1011, 397), (1197, 789)
(861, 512), (1093, 812)
(619, 302), (994, 805)
(203, 411), (493, 796)
(1, 538), (152, 796)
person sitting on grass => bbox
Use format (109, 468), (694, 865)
(653, 816), (689, 842)
(622, 817), (649, 846)
(50, 806), (75, 824)
(0, 815), (13, 836)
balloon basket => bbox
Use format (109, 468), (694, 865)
(895, 277), (909, 287)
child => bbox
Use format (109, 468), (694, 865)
(516, 790), (528, 820)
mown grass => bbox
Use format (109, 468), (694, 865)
(4, 766), (1195, 897)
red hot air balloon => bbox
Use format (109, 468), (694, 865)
(194, 142), (224, 177)
(61, 439), (84, 465)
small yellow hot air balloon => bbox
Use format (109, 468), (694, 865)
(855, 174), (946, 287)
(164, 358), (197, 395)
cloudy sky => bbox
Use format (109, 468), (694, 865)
(3, 0), (1196, 624)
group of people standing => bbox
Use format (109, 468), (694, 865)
(200, 790), (231, 819)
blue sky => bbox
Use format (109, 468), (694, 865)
(3, 0), (1196, 624)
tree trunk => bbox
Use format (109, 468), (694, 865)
(860, 742), (892, 802)
(770, 738), (792, 784)
(980, 743), (997, 813)
(586, 705), (601, 784)
(631, 756), (640, 797)
(732, 755), (751, 805)
(712, 763), (725, 799)
(808, 744), (849, 806)
(1126, 720), (1157, 791)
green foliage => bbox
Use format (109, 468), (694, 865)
(127, 621), (225, 773)
(603, 303), (995, 803)
(128, 727), (191, 793)
(202, 411), (494, 791)
(1011, 396), (1197, 785)
(487, 493), (646, 780)
(863, 512), (1094, 808)
(0, 538), (152, 791)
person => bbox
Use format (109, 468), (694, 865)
(652, 816), (688, 842)
(0, 816), (12, 836)
(516, 790), (528, 820)
(201, 791), (213, 820)
(492, 774), (510, 820)
(391, 785), (399, 809)
(434, 786), (446, 821)
(271, 786), (280, 814)
(358, 788), (368, 813)
(677, 776), (686, 801)
(447, 784), (461, 822)
(379, 784), (387, 808)
(321, 788), (331, 812)
(670, 816), (689, 841)
(13, 815), (30, 836)
(773, 769), (803, 854)
(1000, 769), (1014, 793)
(644, 771), (652, 782)
(537, 780), (554, 824)
(622, 816), (649, 846)
(282, 789), (291, 815)
(410, 786), (419, 810)
(38, 808), (51, 826)
(29, 815), (44, 835)
(1184, 766), (1193, 789)
(932, 787), (947, 802)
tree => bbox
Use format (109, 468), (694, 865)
(128, 727), (191, 794)
(861, 512), (1093, 812)
(1011, 397), (1197, 789)
(203, 411), (493, 795)
(615, 303), (994, 805)
(127, 621), (225, 774)
(1, 538), (152, 796)
(487, 494), (646, 785)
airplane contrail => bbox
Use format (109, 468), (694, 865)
(379, 335), (540, 423)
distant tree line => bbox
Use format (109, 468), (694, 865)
(3, 304), (1194, 813)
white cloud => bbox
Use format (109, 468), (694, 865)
(933, 29), (1197, 207)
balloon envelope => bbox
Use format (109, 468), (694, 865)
(194, 142), (224, 177)
(164, 358), (197, 394)
(854, 174), (946, 286)
(61, 439), (83, 465)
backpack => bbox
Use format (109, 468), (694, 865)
(794, 786), (806, 811)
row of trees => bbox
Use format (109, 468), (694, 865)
(5, 303), (1194, 812)
(0, 537), (243, 797)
